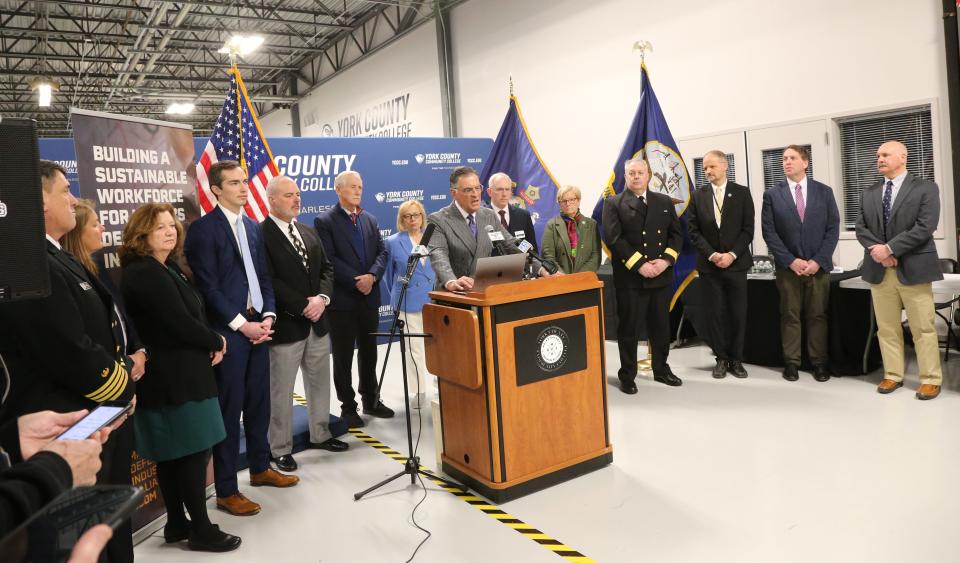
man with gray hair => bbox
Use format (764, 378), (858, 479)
(485, 172), (538, 252)
(261, 176), (347, 472)
(855, 141), (943, 400)
(602, 157), (683, 393)
(314, 170), (392, 428)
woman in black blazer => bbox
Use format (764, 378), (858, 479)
(119, 203), (239, 552)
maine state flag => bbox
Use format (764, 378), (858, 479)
(479, 96), (561, 247)
(591, 66), (697, 309)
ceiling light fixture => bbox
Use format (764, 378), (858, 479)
(165, 102), (195, 115)
(29, 77), (60, 107)
(217, 34), (264, 57)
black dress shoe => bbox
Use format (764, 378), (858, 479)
(782, 363), (799, 381)
(272, 454), (297, 472)
(728, 361), (748, 379)
(619, 379), (638, 394)
(341, 409), (365, 428)
(711, 359), (727, 379)
(310, 438), (349, 452)
(163, 522), (189, 543)
(653, 368), (683, 387)
(188, 524), (242, 553)
(812, 365), (831, 382)
(362, 400), (395, 418)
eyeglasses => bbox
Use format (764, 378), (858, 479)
(559, 197), (580, 204)
(401, 213), (422, 220)
(457, 186), (482, 195)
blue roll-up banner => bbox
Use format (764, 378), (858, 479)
(41, 136), (494, 335)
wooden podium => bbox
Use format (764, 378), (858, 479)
(424, 272), (612, 503)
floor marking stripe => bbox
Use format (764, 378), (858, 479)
(346, 427), (595, 562)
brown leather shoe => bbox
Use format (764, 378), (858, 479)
(916, 384), (941, 400)
(877, 379), (903, 394)
(250, 468), (299, 488)
(216, 493), (261, 516)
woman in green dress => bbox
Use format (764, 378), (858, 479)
(541, 185), (601, 274)
(119, 203), (240, 552)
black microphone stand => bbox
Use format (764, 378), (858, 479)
(354, 250), (465, 500)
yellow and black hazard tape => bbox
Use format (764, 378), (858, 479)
(346, 426), (595, 563)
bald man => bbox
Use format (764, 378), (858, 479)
(855, 141), (944, 400)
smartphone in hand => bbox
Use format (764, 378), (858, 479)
(56, 400), (132, 441)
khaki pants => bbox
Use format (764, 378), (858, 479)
(870, 268), (942, 385)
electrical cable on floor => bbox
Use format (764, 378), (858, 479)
(403, 310), (431, 562)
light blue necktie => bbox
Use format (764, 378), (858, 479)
(236, 215), (264, 312)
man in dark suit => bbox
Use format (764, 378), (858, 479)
(0, 160), (135, 561)
(602, 158), (684, 393)
(687, 150), (755, 379)
(262, 176), (348, 472)
(315, 171), (392, 429)
(428, 166), (546, 291)
(185, 161), (298, 518)
(486, 172), (538, 252)
(761, 145), (840, 382)
(855, 141), (943, 400)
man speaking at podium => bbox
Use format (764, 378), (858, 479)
(428, 166), (553, 291)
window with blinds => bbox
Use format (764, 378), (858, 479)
(693, 153), (737, 188)
(838, 106), (935, 230)
(761, 145), (814, 190)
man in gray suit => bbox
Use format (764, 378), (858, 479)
(428, 166), (549, 291)
(855, 140), (943, 400)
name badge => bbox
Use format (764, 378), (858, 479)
(514, 230), (526, 240)
(79, 281), (92, 291)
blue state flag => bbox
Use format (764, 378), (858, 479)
(591, 66), (697, 309)
(479, 96), (561, 247)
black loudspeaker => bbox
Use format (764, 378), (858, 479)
(0, 117), (50, 302)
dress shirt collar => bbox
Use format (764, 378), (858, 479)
(787, 177), (807, 191)
(269, 214), (293, 231)
(218, 204), (242, 227)
(491, 202), (509, 216)
(710, 181), (728, 193)
(45, 234), (62, 250)
(885, 171), (908, 190)
(454, 200), (473, 221)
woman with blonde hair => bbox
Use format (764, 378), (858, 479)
(382, 199), (436, 408)
(541, 185), (601, 274)
(119, 203), (238, 552)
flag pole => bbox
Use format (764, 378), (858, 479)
(632, 40), (655, 374)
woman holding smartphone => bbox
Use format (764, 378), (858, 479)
(119, 203), (239, 552)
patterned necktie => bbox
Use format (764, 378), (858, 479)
(289, 222), (309, 270)
(468, 214), (477, 238)
(349, 212), (358, 225)
(882, 180), (893, 230)
(236, 215), (264, 312)
(795, 184), (805, 223)
(499, 209), (508, 229)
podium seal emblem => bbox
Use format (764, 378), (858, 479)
(536, 326), (569, 372)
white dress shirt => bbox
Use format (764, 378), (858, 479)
(268, 214), (330, 305)
(787, 177), (808, 209)
(219, 204), (275, 330)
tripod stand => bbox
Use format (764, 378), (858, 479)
(354, 257), (465, 500)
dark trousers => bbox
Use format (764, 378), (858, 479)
(156, 449), (214, 534)
(616, 284), (671, 381)
(97, 421), (133, 563)
(213, 332), (271, 497)
(329, 307), (380, 412)
(700, 270), (748, 361)
(775, 268), (830, 365)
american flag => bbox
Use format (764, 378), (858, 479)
(196, 66), (278, 221)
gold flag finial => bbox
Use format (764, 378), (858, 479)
(509, 74), (514, 97)
(632, 40), (653, 66)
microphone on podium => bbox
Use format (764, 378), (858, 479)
(484, 224), (509, 256)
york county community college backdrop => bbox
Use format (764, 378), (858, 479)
(39, 135), (494, 332)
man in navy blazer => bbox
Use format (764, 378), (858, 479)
(761, 145), (839, 383)
(315, 170), (392, 428)
(485, 172), (538, 253)
(185, 161), (299, 518)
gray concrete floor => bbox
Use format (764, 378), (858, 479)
(134, 340), (960, 563)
